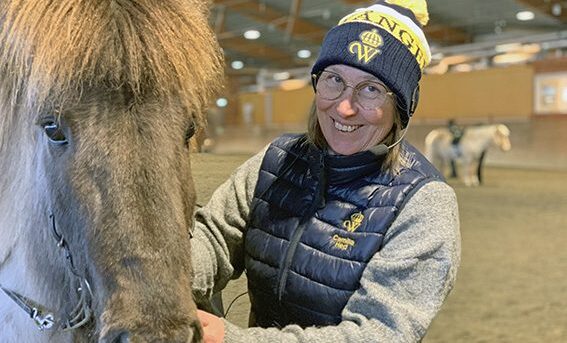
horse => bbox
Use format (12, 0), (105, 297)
(0, 1), (223, 342)
(425, 124), (511, 186)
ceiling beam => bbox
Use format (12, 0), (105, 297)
(214, 0), (471, 67)
(341, 0), (372, 3)
(213, 0), (327, 42)
(516, 0), (567, 23)
(220, 37), (299, 68)
(285, 0), (303, 41)
(425, 23), (472, 45)
(213, 5), (226, 34)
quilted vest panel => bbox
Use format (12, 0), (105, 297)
(244, 134), (442, 328)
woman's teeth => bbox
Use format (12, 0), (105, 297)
(334, 120), (360, 132)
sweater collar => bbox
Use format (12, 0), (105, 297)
(308, 145), (387, 185)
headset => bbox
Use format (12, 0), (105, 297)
(368, 120), (409, 156)
(369, 85), (419, 156)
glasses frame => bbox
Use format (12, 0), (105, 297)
(311, 70), (394, 110)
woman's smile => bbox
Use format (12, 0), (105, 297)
(333, 118), (361, 133)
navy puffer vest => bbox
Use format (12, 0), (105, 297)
(244, 134), (442, 328)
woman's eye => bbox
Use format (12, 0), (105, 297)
(321, 73), (341, 84)
(43, 120), (68, 145)
(366, 85), (377, 93)
(331, 75), (342, 84)
(361, 83), (383, 98)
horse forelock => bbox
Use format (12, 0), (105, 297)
(0, 0), (224, 124)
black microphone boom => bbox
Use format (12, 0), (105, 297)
(369, 144), (389, 156)
(369, 122), (410, 156)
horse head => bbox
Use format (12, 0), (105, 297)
(494, 124), (512, 152)
(0, 1), (223, 342)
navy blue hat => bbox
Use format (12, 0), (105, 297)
(311, 0), (431, 128)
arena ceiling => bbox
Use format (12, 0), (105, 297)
(211, 0), (567, 85)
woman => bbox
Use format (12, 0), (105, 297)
(192, 1), (460, 342)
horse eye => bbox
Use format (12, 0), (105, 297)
(42, 120), (68, 145)
(184, 122), (196, 147)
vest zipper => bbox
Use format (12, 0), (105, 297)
(277, 220), (308, 301)
(276, 153), (326, 301)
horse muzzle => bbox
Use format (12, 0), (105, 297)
(99, 320), (203, 343)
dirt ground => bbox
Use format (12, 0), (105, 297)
(191, 153), (567, 343)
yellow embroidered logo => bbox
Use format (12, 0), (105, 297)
(348, 29), (383, 64)
(343, 212), (364, 232)
(332, 235), (355, 251)
(339, 10), (430, 69)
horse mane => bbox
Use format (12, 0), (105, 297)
(0, 0), (223, 121)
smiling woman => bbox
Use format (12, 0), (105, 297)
(313, 65), (397, 156)
(190, 1), (461, 343)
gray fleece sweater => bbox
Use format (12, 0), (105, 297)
(191, 147), (460, 343)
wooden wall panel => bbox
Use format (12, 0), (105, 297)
(416, 65), (534, 122)
(271, 87), (313, 125)
(238, 65), (535, 126)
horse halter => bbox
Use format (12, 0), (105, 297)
(0, 212), (93, 331)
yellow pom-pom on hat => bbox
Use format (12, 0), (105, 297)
(385, 0), (429, 26)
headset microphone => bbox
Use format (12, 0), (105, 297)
(369, 144), (389, 156)
(368, 122), (410, 156)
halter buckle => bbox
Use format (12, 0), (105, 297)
(31, 308), (55, 331)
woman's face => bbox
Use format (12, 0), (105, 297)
(315, 64), (395, 155)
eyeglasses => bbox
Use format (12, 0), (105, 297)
(312, 70), (393, 110)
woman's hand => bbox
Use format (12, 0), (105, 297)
(197, 309), (225, 343)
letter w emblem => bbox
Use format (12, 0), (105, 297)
(348, 41), (379, 64)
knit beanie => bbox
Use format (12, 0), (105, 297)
(311, 0), (431, 128)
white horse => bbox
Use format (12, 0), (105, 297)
(425, 124), (511, 186)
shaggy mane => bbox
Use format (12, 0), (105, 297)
(0, 0), (223, 121)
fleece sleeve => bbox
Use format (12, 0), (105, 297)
(222, 180), (461, 343)
(190, 148), (265, 301)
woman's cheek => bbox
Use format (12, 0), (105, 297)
(316, 97), (334, 111)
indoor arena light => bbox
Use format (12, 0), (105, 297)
(279, 79), (308, 91)
(495, 42), (522, 53)
(273, 72), (291, 81)
(216, 98), (228, 108)
(493, 52), (532, 65)
(243, 30), (261, 40)
(453, 64), (473, 72)
(516, 10), (534, 21)
(231, 60), (244, 70)
(297, 49), (312, 59)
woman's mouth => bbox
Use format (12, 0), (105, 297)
(333, 119), (361, 133)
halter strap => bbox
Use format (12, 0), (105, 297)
(0, 284), (55, 330)
(0, 211), (93, 331)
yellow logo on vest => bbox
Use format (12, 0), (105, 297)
(348, 29), (383, 64)
(332, 235), (355, 251)
(343, 212), (364, 232)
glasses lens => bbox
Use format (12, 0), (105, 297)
(315, 71), (391, 110)
(316, 71), (345, 100)
(356, 82), (389, 110)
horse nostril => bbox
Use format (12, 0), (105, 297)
(110, 331), (130, 343)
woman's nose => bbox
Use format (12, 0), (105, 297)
(336, 92), (357, 117)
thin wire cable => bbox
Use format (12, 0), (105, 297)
(223, 291), (249, 318)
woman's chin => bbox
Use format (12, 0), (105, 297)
(328, 143), (359, 156)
